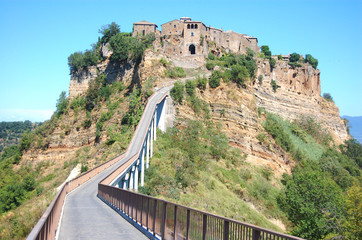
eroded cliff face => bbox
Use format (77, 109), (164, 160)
(255, 59), (348, 144)
(35, 50), (348, 178)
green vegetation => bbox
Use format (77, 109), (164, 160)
(323, 92), (334, 102)
(196, 75), (207, 90)
(170, 80), (184, 104)
(164, 66), (186, 78)
(68, 22), (155, 73)
(109, 32), (155, 63)
(260, 110), (361, 239)
(258, 75), (263, 85)
(271, 79), (278, 92)
(67, 47), (99, 73)
(206, 50), (256, 87)
(278, 55), (283, 60)
(288, 53), (302, 68)
(209, 70), (221, 88)
(261, 45), (276, 70)
(0, 121), (40, 153)
(305, 54), (318, 69)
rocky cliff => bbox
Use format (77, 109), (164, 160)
(255, 59), (348, 144)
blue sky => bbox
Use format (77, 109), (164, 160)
(0, 0), (361, 122)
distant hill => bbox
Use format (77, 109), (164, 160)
(0, 121), (41, 153)
(343, 116), (362, 143)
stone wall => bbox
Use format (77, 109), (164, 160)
(132, 24), (157, 37)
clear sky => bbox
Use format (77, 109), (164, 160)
(0, 0), (361, 122)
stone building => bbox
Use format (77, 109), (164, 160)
(132, 20), (158, 37)
(133, 17), (259, 56)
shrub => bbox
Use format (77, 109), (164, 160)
(305, 54), (318, 69)
(81, 164), (88, 173)
(185, 80), (196, 96)
(208, 52), (215, 60)
(231, 64), (249, 86)
(165, 67), (186, 78)
(269, 58), (276, 71)
(323, 93), (334, 102)
(222, 69), (232, 83)
(160, 58), (170, 67)
(170, 81), (184, 104)
(258, 75), (263, 85)
(196, 76), (207, 90)
(278, 55), (283, 60)
(209, 70), (221, 88)
(289, 52), (301, 62)
(271, 79), (278, 92)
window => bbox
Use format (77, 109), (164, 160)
(187, 24), (190, 29)
(191, 24), (194, 29)
(191, 32), (194, 36)
(195, 24), (198, 29)
(174, 25), (176, 28)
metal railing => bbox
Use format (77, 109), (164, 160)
(98, 185), (304, 240)
(26, 152), (126, 240)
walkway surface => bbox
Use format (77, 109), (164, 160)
(58, 87), (171, 240)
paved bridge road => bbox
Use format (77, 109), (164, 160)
(58, 87), (171, 240)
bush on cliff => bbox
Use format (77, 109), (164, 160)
(305, 54), (318, 69)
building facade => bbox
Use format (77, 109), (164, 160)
(133, 17), (259, 56)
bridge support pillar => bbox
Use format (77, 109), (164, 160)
(129, 170), (134, 190)
(154, 112), (157, 141)
(141, 146), (145, 187)
(134, 166), (139, 191)
(146, 133), (150, 169)
(150, 125), (153, 158)
(123, 173), (129, 190)
(159, 98), (166, 132)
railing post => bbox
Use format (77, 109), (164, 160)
(202, 214), (207, 240)
(186, 209), (190, 240)
(223, 220), (229, 240)
(153, 199), (157, 236)
(252, 229), (261, 240)
(173, 205), (178, 239)
(161, 202), (167, 239)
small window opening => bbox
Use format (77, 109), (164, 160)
(189, 44), (196, 55)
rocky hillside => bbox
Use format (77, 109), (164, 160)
(1, 23), (357, 239)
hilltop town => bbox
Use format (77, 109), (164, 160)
(132, 17), (259, 57)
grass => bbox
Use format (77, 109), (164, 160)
(143, 126), (288, 232)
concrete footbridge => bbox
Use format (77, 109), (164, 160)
(27, 85), (303, 240)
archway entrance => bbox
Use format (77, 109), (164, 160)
(189, 44), (196, 55)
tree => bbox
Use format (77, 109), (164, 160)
(56, 91), (68, 118)
(99, 22), (121, 44)
(305, 54), (318, 69)
(343, 181), (362, 240)
(289, 53), (301, 62)
(231, 64), (249, 86)
(209, 70), (221, 88)
(170, 81), (184, 104)
(261, 45), (271, 59)
(282, 169), (345, 239)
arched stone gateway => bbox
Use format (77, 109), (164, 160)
(189, 44), (196, 55)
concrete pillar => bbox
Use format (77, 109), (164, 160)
(150, 125), (153, 158)
(123, 173), (129, 190)
(141, 146), (145, 186)
(146, 132), (150, 169)
(134, 166), (139, 191)
(154, 112), (157, 141)
(159, 99), (166, 132)
(129, 171), (134, 190)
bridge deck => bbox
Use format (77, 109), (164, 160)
(58, 88), (170, 239)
